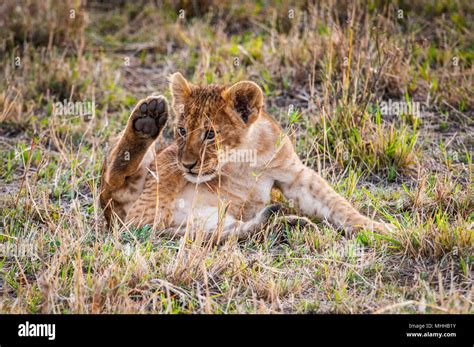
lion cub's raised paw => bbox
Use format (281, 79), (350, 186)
(129, 95), (168, 139)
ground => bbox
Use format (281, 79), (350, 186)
(0, 0), (472, 313)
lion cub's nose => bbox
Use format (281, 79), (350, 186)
(182, 160), (198, 171)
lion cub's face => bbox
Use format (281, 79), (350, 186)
(169, 73), (264, 184)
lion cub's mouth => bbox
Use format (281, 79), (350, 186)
(183, 170), (217, 184)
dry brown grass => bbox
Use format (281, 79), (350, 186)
(0, 0), (472, 313)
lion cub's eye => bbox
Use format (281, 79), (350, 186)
(205, 129), (215, 140)
(178, 127), (187, 137)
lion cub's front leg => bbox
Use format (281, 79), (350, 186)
(274, 142), (387, 234)
(100, 96), (169, 225)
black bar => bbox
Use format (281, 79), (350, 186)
(0, 314), (471, 346)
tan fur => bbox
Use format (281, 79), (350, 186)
(100, 73), (388, 240)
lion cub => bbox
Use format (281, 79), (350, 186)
(100, 73), (388, 241)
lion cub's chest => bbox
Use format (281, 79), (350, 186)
(220, 171), (274, 220)
(171, 170), (274, 226)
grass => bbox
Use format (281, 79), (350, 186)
(0, 0), (472, 313)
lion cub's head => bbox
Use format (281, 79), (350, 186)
(169, 72), (264, 184)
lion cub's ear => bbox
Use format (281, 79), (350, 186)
(222, 81), (263, 124)
(169, 72), (192, 113)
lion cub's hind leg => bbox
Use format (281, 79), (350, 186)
(100, 96), (169, 225)
(223, 204), (282, 241)
(157, 204), (282, 244)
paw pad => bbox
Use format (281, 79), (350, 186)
(132, 96), (168, 139)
